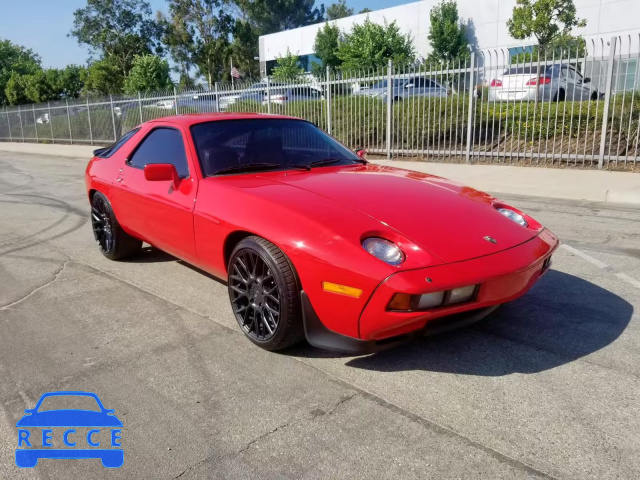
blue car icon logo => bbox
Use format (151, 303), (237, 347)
(15, 391), (123, 468)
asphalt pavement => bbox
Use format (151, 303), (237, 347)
(0, 151), (639, 479)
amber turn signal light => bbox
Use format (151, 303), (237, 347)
(388, 293), (412, 311)
(322, 282), (363, 298)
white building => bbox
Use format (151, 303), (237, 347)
(258, 0), (640, 75)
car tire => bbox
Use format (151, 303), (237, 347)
(91, 191), (142, 260)
(554, 89), (565, 102)
(228, 236), (304, 351)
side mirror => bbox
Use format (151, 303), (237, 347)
(144, 163), (180, 186)
(583, 77), (591, 84)
(356, 149), (367, 160)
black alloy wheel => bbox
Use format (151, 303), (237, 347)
(228, 236), (304, 350)
(230, 249), (280, 341)
(92, 194), (114, 255)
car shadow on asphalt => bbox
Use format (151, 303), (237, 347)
(123, 246), (227, 284)
(293, 270), (634, 376)
(124, 246), (177, 263)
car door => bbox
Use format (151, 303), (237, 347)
(110, 125), (198, 262)
(572, 68), (591, 101)
(564, 67), (578, 100)
(560, 66), (574, 100)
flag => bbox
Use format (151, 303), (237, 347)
(231, 67), (241, 79)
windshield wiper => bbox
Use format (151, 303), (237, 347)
(306, 158), (343, 168)
(214, 163), (282, 175)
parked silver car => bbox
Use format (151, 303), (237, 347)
(355, 76), (449, 102)
(262, 86), (324, 106)
(488, 63), (599, 102)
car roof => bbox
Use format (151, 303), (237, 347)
(147, 112), (302, 127)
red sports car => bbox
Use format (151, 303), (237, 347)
(85, 113), (559, 354)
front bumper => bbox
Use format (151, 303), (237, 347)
(303, 229), (558, 353)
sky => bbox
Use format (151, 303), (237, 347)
(0, 0), (410, 69)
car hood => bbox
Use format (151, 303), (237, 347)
(259, 164), (537, 263)
(16, 410), (123, 427)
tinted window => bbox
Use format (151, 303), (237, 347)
(370, 79), (402, 89)
(129, 128), (189, 178)
(96, 128), (139, 158)
(191, 119), (360, 176)
(505, 66), (537, 75)
(411, 78), (437, 88)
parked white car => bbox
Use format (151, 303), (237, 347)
(488, 63), (599, 102)
(262, 86), (324, 106)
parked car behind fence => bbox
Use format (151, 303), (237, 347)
(488, 63), (600, 102)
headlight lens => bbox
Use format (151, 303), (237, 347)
(497, 207), (528, 227)
(362, 238), (404, 266)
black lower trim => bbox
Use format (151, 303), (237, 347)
(301, 291), (500, 355)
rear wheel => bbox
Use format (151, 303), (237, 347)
(91, 192), (141, 260)
(228, 236), (303, 351)
(554, 88), (566, 102)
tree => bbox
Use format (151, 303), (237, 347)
(56, 65), (88, 99)
(337, 19), (415, 71)
(242, 0), (325, 35)
(123, 55), (173, 93)
(507, 0), (586, 53)
(4, 72), (30, 106)
(158, 10), (196, 86)
(0, 39), (41, 106)
(427, 0), (469, 64)
(313, 22), (341, 73)
(23, 71), (58, 103)
(271, 50), (305, 81)
(359, 8), (372, 14)
(164, 0), (234, 87)
(84, 57), (124, 95)
(326, 0), (353, 20)
(231, 19), (260, 79)
(70, 0), (162, 77)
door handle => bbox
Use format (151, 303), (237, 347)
(116, 178), (123, 182)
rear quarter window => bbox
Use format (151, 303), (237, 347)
(95, 128), (140, 158)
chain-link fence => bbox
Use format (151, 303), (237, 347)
(1, 35), (639, 169)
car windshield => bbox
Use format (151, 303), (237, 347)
(191, 119), (362, 176)
(37, 395), (101, 412)
(369, 79), (402, 89)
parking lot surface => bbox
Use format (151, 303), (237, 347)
(0, 151), (639, 479)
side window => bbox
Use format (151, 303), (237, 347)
(561, 67), (569, 79)
(566, 68), (576, 80)
(573, 68), (583, 81)
(129, 128), (190, 178)
(97, 128), (140, 158)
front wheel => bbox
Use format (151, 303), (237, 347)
(228, 236), (304, 351)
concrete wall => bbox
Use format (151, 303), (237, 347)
(259, 0), (640, 64)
